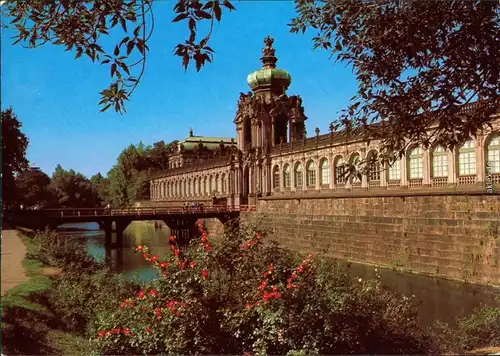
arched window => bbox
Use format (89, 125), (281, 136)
(215, 174), (220, 194)
(203, 177), (207, 195)
(294, 162), (304, 188)
(283, 164), (291, 188)
(388, 154), (401, 181)
(187, 179), (192, 196)
(306, 160), (316, 187)
(350, 153), (361, 183)
(320, 158), (330, 186)
(431, 145), (448, 177)
(210, 176), (215, 194)
(458, 140), (476, 176)
(221, 174), (226, 194)
(198, 178), (202, 196)
(334, 156), (345, 184)
(273, 165), (280, 189)
(486, 134), (500, 174)
(367, 152), (380, 181)
(408, 146), (424, 179)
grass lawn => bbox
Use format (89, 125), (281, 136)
(1, 233), (91, 356)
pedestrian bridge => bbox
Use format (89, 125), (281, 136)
(8, 205), (256, 248)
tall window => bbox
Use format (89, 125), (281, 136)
(221, 174), (227, 194)
(368, 153), (380, 181)
(334, 157), (345, 184)
(306, 160), (316, 186)
(203, 178), (207, 195)
(273, 165), (280, 189)
(486, 134), (500, 174)
(350, 154), (361, 183)
(283, 164), (291, 188)
(320, 158), (330, 185)
(198, 179), (202, 196)
(388, 155), (401, 181)
(458, 140), (476, 176)
(215, 175), (219, 193)
(294, 162), (303, 188)
(408, 147), (424, 179)
(193, 178), (197, 195)
(432, 146), (448, 177)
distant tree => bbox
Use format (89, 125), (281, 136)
(49, 164), (96, 207)
(143, 140), (178, 172)
(15, 168), (51, 209)
(107, 144), (144, 206)
(90, 172), (110, 206)
(290, 0), (499, 156)
(1, 108), (29, 209)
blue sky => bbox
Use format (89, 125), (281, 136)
(1, 1), (358, 178)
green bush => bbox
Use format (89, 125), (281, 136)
(29, 230), (100, 273)
(433, 305), (500, 353)
(88, 219), (433, 355)
(49, 269), (136, 334)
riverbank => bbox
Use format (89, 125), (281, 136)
(1, 226), (91, 355)
(3, 223), (499, 355)
(1, 223), (28, 295)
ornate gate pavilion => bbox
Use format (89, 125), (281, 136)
(149, 36), (500, 207)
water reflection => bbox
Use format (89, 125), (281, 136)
(56, 222), (499, 327)
(57, 221), (173, 281)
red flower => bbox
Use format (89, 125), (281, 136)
(112, 328), (120, 334)
(105, 330), (111, 337)
(143, 252), (150, 260)
(256, 233), (262, 240)
(201, 269), (209, 279)
(174, 249), (180, 256)
(149, 289), (157, 297)
(245, 303), (252, 310)
(151, 255), (158, 262)
(160, 262), (168, 268)
(138, 291), (145, 299)
(155, 308), (162, 319)
(296, 265), (304, 273)
(122, 328), (130, 335)
(169, 236), (176, 242)
(136, 245), (143, 251)
(204, 245), (212, 252)
(259, 280), (268, 291)
(97, 331), (105, 338)
(189, 261), (197, 268)
(169, 244), (175, 251)
(145, 327), (151, 333)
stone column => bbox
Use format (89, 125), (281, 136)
(329, 153), (335, 190)
(476, 136), (485, 183)
(401, 154), (408, 187)
(361, 150), (368, 188)
(315, 159), (321, 191)
(423, 149), (431, 186)
(448, 149), (456, 184)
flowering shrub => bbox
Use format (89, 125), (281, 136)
(89, 218), (433, 355)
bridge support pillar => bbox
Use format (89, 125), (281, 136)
(163, 217), (199, 246)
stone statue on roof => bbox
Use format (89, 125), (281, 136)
(189, 127), (194, 137)
(262, 35), (275, 57)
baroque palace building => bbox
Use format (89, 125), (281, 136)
(149, 36), (500, 207)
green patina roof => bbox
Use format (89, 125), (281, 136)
(179, 135), (236, 152)
(247, 68), (291, 90)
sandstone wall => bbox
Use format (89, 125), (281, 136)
(254, 192), (500, 286)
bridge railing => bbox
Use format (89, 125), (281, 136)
(40, 205), (256, 218)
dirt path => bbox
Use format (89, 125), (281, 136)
(1, 226), (28, 296)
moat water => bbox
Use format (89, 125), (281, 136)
(56, 221), (499, 328)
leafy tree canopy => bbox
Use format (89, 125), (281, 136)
(3, 0), (498, 156)
(1, 108), (29, 209)
(49, 164), (96, 207)
(15, 168), (51, 208)
(290, 0), (499, 156)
